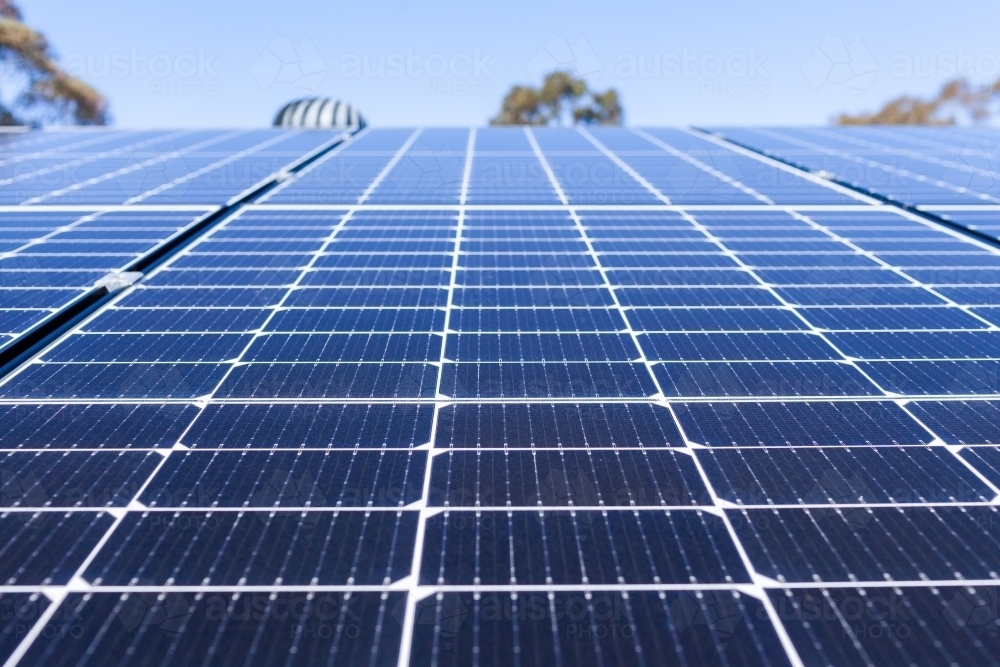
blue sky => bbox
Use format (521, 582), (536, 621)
(19, 0), (1000, 128)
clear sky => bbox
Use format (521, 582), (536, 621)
(18, 0), (1000, 128)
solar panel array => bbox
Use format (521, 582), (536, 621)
(1, 124), (999, 667)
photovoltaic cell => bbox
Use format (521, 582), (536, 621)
(696, 446), (993, 504)
(673, 401), (933, 446)
(84, 510), (418, 586)
(1, 451), (164, 507)
(18, 591), (406, 667)
(408, 590), (792, 667)
(771, 586), (1000, 666)
(139, 450), (427, 507)
(0, 403), (198, 449)
(427, 449), (711, 507)
(419, 509), (750, 585)
(732, 506), (1000, 582)
(435, 403), (685, 448)
(181, 403), (433, 448)
(0, 512), (114, 584)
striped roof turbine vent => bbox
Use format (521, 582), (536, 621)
(273, 98), (367, 129)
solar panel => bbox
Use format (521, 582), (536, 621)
(1, 125), (1000, 667)
(708, 125), (1000, 201)
(0, 209), (213, 356)
(0, 129), (343, 205)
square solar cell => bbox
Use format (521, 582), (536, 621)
(441, 362), (657, 398)
(0, 511), (114, 584)
(674, 401), (933, 447)
(626, 307), (806, 332)
(771, 586), (1000, 667)
(84, 510), (417, 586)
(85, 307), (271, 333)
(1, 362), (229, 399)
(449, 307), (624, 332)
(0, 403), (198, 449)
(957, 446), (1000, 491)
(1, 451), (164, 507)
(139, 450), (426, 508)
(419, 509), (749, 585)
(829, 331), (1000, 360)
(445, 333), (638, 362)
(617, 286), (779, 307)
(859, 360), (1000, 395)
(286, 286), (447, 308)
(245, 332), (442, 362)
(653, 360), (878, 397)
(181, 403), (433, 448)
(216, 361), (439, 398)
(435, 403), (684, 448)
(732, 506), (1000, 582)
(906, 400), (1000, 445)
(19, 591), (406, 667)
(428, 449), (711, 507)
(803, 305), (988, 331)
(408, 590), (792, 667)
(696, 445), (993, 504)
(776, 285), (946, 306)
(120, 286), (286, 308)
(640, 332), (839, 361)
(0, 594), (50, 664)
(268, 307), (445, 333)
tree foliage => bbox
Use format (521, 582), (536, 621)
(836, 77), (1000, 125)
(0, 0), (107, 125)
(491, 70), (622, 126)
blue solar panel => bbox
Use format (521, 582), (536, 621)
(2, 125), (1000, 667)
(0, 209), (211, 353)
(709, 125), (1000, 210)
(0, 129), (341, 205)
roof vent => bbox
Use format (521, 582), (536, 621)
(273, 98), (367, 130)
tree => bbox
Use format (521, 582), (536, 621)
(491, 85), (544, 126)
(573, 89), (622, 125)
(491, 70), (622, 126)
(0, 0), (107, 125)
(836, 77), (1000, 126)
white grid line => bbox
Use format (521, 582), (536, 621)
(395, 127), (474, 667)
